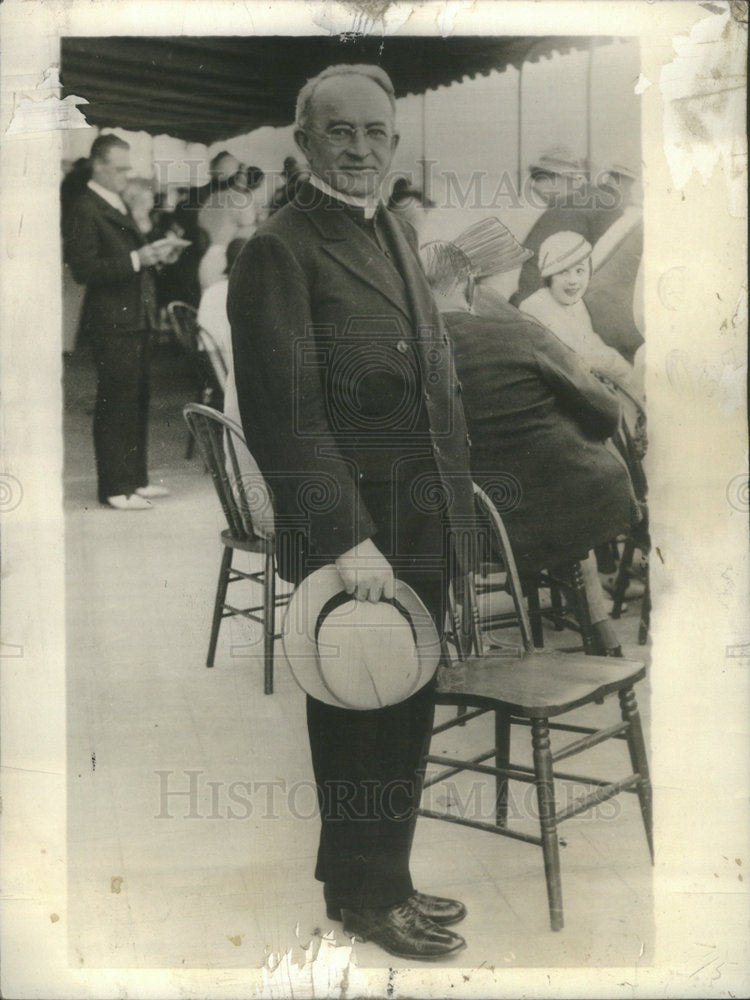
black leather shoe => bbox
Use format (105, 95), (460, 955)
(325, 887), (467, 926)
(408, 891), (467, 926)
(341, 900), (466, 961)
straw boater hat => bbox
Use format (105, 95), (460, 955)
(538, 231), (593, 279)
(603, 162), (639, 182)
(528, 147), (588, 179)
(281, 565), (441, 709)
(450, 217), (532, 278)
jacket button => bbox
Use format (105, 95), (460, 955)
(396, 340), (409, 354)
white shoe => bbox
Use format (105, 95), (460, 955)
(106, 494), (153, 510)
(135, 484), (171, 499)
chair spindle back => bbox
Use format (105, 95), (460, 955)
(183, 403), (271, 543)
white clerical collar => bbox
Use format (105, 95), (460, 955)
(88, 179), (128, 215)
(308, 173), (380, 220)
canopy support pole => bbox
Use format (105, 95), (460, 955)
(586, 38), (595, 172)
(420, 90), (429, 200)
(516, 64), (523, 193)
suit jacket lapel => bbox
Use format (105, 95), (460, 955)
(88, 189), (144, 240)
(380, 208), (444, 343)
(303, 195), (412, 324)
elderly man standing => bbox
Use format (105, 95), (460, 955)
(228, 64), (474, 960)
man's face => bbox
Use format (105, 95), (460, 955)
(92, 146), (131, 195)
(531, 170), (586, 207)
(530, 171), (567, 207)
(295, 75), (399, 199)
(549, 260), (591, 306)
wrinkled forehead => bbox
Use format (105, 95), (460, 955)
(310, 74), (395, 126)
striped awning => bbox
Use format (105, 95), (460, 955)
(61, 34), (615, 144)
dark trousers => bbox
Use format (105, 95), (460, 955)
(307, 677), (436, 912)
(93, 331), (150, 502)
(305, 478), (449, 912)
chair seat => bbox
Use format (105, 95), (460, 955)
(436, 649), (646, 717)
(220, 527), (272, 553)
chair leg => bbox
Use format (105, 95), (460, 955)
(525, 581), (545, 648)
(610, 536), (636, 620)
(566, 561), (597, 655)
(550, 584), (565, 631)
(207, 546), (232, 668)
(263, 547), (275, 695)
(638, 570), (651, 645)
(531, 717), (564, 931)
(619, 686), (654, 861)
(495, 709), (511, 827)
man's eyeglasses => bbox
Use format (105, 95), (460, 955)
(308, 125), (393, 148)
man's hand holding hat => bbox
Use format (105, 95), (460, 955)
(335, 538), (395, 604)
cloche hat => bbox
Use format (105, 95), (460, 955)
(538, 231), (593, 278)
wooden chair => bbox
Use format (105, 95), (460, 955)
(182, 403), (290, 694)
(469, 504), (599, 656)
(419, 484), (652, 931)
(168, 301), (225, 458)
(474, 562), (596, 654)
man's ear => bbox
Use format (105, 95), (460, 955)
(294, 128), (310, 160)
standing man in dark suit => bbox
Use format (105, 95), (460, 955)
(65, 134), (177, 510)
(228, 64), (475, 961)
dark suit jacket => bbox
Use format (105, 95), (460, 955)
(64, 188), (156, 337)
(445, 307), (634, 572)
(584, 218), (644, 363)
(228, 184), (474, 583)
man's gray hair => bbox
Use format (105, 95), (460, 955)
(295, 64), (396, 129)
